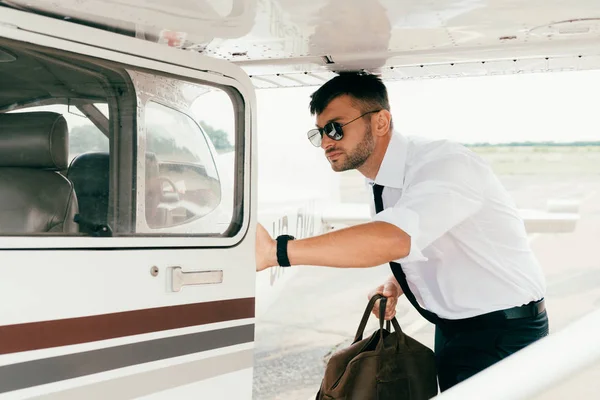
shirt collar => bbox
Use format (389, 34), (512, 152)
(367, 132), (408, 189)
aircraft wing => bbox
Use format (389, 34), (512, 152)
(3, 0), (600, 87)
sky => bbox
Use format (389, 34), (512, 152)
(254, 69), (600, 146)
(195, 67), (600, 156)
(249, 69), (600, 204)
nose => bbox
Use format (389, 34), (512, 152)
(320, 133), (335, 150)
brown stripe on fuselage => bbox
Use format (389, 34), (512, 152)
(0, 297), (254, 355)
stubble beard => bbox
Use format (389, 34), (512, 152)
(329, 125), (375, 172)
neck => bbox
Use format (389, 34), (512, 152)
(358, 133), (391, 180)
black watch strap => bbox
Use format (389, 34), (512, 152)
(276, 235), (295, 267)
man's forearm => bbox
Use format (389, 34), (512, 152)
(281, 222), (411, 268)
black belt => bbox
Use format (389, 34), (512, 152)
(439, 299), (546, 331)
(501, 298), (546, 320)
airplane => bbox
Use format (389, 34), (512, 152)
(0, 0), (597, 398)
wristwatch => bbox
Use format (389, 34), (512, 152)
(276, 235), (295, 267)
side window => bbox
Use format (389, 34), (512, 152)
(144, 102), (222, 229)
(68, 104), (110, 162)
(131, 70), (238, 236)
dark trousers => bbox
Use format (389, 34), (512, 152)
(434, 309), (549, 391)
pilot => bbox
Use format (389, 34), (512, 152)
(255, 72), (549, 391)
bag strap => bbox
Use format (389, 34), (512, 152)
(376, 301), (404, 350)
(390, 262), (442, 325)
(373, 185), (442, 325)
(354, 294), (403, 343)
(354, 294), (383, 342)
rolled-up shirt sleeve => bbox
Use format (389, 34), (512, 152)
(373, 153), (486, 263)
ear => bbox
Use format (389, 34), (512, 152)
(373, 110), (392, 137)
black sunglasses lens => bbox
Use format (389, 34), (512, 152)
(325, 123), (343, 141)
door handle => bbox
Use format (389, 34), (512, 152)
(170, 267), (223, 292)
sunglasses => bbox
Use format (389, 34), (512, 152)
(307, 110), (381, 147)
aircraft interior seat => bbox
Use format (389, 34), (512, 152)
(67, 151), (110, 235)
(0, 111), (79, 234)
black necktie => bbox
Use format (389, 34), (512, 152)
(372, 184), (441, 325)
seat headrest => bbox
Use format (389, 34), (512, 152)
(0, 112), (68, 169)
(67, 152), (110, 196)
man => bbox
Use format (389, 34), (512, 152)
(255, 72), (549, 391)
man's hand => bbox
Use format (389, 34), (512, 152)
(368, 277), (403, 320)
(255, 223), (277, 272)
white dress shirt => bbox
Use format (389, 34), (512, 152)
(369, 133), (546, 320)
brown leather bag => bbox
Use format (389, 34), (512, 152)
(315, 294), (438, 400)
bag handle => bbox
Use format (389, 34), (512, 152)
(353, 294), (382, 343)
(354, 294), (403, 343)
(381, 304), (403, 348)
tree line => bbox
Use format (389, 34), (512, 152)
(465, 141), (600, 147)
(69, 121), (234, 156)
(69, 122), (598, 156)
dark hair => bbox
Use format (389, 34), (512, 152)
(309, 72), (391, 116)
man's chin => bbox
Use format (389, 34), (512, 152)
(329, 161), (349, 172)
